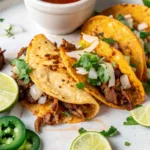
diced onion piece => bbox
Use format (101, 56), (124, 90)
(124, 55), (130, 64)
(139, 38), (144, 48)
(38, 96), (47, 104)
(124, 14), (132, 19)
(29, 84), (43, 100)
(134, 30), (140, 38)
(76, 67), (88, 75)
(12, 66), (19, 74)
(113, 43), (119, 49)
(106, 63), (115, 87)
(109, 14), (113, 18)
(126, 18), (133, 28)
(132, 67), (136, 73)
(66, 40), (99, 60)
(88, 67), (98, 79)
(82, 34), (99, 43)
(11, 25), (23, 35)
(120, 74), (131, 89)
(137, 23), (148, 31)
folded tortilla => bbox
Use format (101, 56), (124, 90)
(60, 38), (145, 110)
(81, 15), (147, 81)
(24, 34), (99, 126)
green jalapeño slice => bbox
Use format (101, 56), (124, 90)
(0, 116), (26, 150)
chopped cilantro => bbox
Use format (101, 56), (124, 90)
(144, 43), (150, 53)
(79, 128), (87, 134)
(117, 14), (129, 27)
(101, 37), (117, 45)
(86, 77), (101, 86)
(62, 111), (72, 117)
(123, 116), (138, 125)
(76, 82), (85, 89)
(125, 142), (131, 146)
(135, 104), (143, 108)
(131, 28), (135, 32)
(130, 63), (136, 67)
(73, 53), (103, 71)
(0, 18), (4, 22)
(11, 59), (33, 83)
(147, 64), (150, 68)
(100, 126), (118, 137)
(140, 31), (150, 40)
(97, 65), (110, 83)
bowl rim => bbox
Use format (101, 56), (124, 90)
(28, 0), (91, 8)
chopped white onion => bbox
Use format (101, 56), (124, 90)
(139, 38), (144, 48)
(124, 55), (130, 64)
(137, 23), (148, 31)
(12, 66), (19, 74)
(11, 25), (23, 35)
(126, 18), (133, 28)
(106, 63), (115, 87)
(82, 34), (99, 43)
(76, 67), (88, 75)
(38, 96), (47, 104)
(134, 30), (140, 38)
(124, 14), (132, 19)
(88, 67), (98, 79)
(120, 74), (131, 89)
(29, 84), (43, 100)
(66, 40), (99, 60)
(113, 43), (119, 49)
(109, 14), (113, 18)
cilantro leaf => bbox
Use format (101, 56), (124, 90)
(123, 116), (138, 125)
(131, 28), (135, 32)
(11, 59), (33, 83)
(101, 37), (117, 45)
(73, 53), (103, 71)
(130, 63), (136, 67)
(97, 65), (110, 83)
(76, 82), (85, 89)
(5, 25), (14, 37)
(86, 77), (101, 86)
(140, 31), (150, 40)
(144, 43), (150, 53)
(125, 142), (131, 146)
(79, 128), (87, 134)
(100, 126), (118, 137)
(117, 14), (129, 27)
(0, 18), (4, 22)
(135, 104), (143, 108)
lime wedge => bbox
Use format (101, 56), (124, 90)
(130, 105), (150, 126)
(70, 131), (112, 150)
(0, 72), (19, 112)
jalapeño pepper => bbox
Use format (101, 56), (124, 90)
(0, 116), (26, 150)
(18, 129), (40, 150)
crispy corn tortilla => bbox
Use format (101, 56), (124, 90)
(81, 15), (147, 81)
(25, 34), (99, 123)
(60, 39), (145, 110)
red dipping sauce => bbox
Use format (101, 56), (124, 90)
(41, 0), (80, 4)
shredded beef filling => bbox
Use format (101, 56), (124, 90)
(100, 69), (133, 110)
(0, 49), (6, 70)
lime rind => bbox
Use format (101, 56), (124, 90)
(70, 131), (112, 150)
(0, 73), (19, 112)
(130, 105), (150, 126)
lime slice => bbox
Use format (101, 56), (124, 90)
(70, 131), (112, 150)
(130, 105), (150, 126)
(0, 72), (19, 112)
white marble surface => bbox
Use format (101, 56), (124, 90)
(0, 0), (149, 150)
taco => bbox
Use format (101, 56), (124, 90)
(60, 34), (145, 110)
(81, 14), (147, 81)
(11, 34), (99, 132)
(100, 3), (150, 82)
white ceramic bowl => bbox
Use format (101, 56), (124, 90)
(24, 0), (96, 35)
